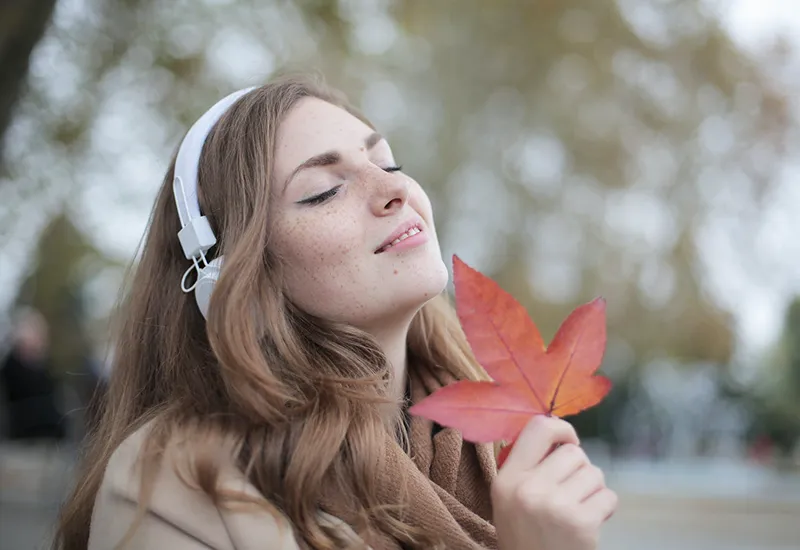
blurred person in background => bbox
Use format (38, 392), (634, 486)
(55, 74), (616, 550)
(0, 307), (66, 442)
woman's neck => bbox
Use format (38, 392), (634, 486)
(382, 331), (409, 403)
(369, 321), (412, 404)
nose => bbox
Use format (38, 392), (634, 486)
(369, 168), (409, 217)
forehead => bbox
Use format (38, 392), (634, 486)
(274, 97), (374, 180)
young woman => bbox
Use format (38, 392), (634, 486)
(55, 74), (617, 550)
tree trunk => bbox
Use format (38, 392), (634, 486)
(0, 0), (58, 170)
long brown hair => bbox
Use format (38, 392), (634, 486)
(55, 73), (487, 550)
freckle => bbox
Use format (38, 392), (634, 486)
(394, 269), (398, 275)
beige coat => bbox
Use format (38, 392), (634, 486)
(88, 424), (363, 549)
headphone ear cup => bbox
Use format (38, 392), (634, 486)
(194, 256), (224, 319)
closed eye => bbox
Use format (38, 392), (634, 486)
(297, 166), (401, 206)
(297, 185), (342, 206)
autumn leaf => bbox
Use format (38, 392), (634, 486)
(409, 255), (611, 467)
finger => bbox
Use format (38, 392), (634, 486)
(501, 416), (579, 475)
(559, 464), (606, 503)
(535, 443), (589, 484)
(581, 487), (618, 524)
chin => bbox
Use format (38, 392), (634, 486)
(426, 254), (450, 295)
(400, 249), (450, 307)
(355, 256), (448, 332)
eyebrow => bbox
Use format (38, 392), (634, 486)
(282, 132), (384, 193)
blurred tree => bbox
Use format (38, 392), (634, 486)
(783, 298), (800, 391)
(0, 0), (57, 173)
(749, 296), (800, 456)
(1, 0), (796, 389)
(0, 0), (154, 240)
(383, 0), (787, 368)
(14, 211), (105, 377)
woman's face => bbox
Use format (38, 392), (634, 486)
(269, 97), (448, 332)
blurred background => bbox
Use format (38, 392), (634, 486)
(1, 0), (799, 548)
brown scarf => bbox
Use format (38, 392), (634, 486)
(326, 365), (499, 549)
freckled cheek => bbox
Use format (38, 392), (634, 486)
(280, 223), (371, 319)
(283, 217), (363, 274)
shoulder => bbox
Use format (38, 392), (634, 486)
(89, 420), (304, 550)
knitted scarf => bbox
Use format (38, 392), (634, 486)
(325, 364), (499, 549)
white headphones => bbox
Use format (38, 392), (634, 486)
(172, 87), (255, 319)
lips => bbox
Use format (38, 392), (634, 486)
(375, 219), (424, 254)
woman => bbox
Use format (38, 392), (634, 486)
(55, 74), (616, 550)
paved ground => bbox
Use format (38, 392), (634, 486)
(2, 444), (799, 550)
(600, 493), (800, 550)
(0, 444), (74, 550)
(599, 458), (800, 550)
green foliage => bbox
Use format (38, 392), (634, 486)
(743, 296), (800, 455)
(783, 298), (800, 391)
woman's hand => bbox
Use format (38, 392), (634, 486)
(491, 416), (617, 550)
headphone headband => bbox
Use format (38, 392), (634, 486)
(172, 86), (256, 319)
(172, 87), (256, 260)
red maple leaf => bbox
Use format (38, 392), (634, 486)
(409, 255), (612, 467)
